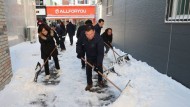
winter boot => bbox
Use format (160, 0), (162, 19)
(54, 69), (61, 76)
(85, 84), (93, 91)
(81, 65), (85, 69)
(98, 81), (104, 88)
(45, 75), (50, 80)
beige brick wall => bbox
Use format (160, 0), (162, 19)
(0, 0), (13, 91)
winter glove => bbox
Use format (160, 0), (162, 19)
(93, 66), (99, 73)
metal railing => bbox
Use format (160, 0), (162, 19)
(165, 0), (190, 23)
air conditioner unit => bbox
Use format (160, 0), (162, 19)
(26, 26), (37, 43)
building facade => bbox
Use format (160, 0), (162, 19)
(41, 0), (96, 6)
(5, 0), (37, 46)
(101, 0), (190, 88)
(0, 0), (37, 90)
(36, 0), (98, 27)
(0, 0), (13, 90)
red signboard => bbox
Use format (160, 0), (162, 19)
(46, 6), (96, 19)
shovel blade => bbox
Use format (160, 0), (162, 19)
(117, 54), (130, 65)
(109, 66), (115, 73)
(34, 69), (41, 82)
(124, 54), (130, 61)
(34, 62), (42, 82)
(35, 62), (41, 70)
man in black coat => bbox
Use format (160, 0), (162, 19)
(50, 25), (60, 47)
(56, 23), (66, 51)
(94, 19), (104, 35)
(76, 20), (93, 69)
(76, 24), (104, 91)
(66, 21), (75, 45)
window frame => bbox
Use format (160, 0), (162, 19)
(165, 0), (190, 23)
(106, 0), (113, 16)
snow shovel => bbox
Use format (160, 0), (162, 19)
(104, 42), (117, 62)
(102, 65), (120, 76)
(104, 42), (130, 64)
(34, 46), (57, 82)
(34, 62), (42, 82)
(81, 58), (122, 92)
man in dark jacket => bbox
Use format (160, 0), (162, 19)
(94, 19), (104, 35)
(50, 25), (59, 47)
(66, 21), (75, 45)
(56, 22), (66, 51)
(76, 20), (93, 69)
(76, 24), (104, 91)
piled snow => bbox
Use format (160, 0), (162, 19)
(0, 36), (190, 107)
(106, 48), (190, 107)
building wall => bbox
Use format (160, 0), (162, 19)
(0, 0), (13, 90)
(102, 0), (190, 88)
(4, 0), (36, 46)
(62, 0), (69, 5)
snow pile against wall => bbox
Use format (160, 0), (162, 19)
(106, 48), (190, 107)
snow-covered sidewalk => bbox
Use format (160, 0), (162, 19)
(0, 36), (190, 107)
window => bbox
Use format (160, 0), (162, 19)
(165, 0), (190, 23)
(78, 0), (88, 4)
(36, 0), (40, 5)
(106, 0), (113, 16)
(36, 0), (43, 5)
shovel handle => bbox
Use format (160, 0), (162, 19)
(104, 42), (121, 57)
(41, 46), (57, 70)
(81, 58), (122, 92)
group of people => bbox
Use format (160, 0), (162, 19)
(37, 18), (113, 91)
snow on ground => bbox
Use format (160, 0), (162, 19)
(0, 36), (190, 107)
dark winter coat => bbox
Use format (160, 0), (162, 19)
(39, 32), (58, 60)
(76, 33), (104, 66)
(52, 30), (60, 46)
(60, 24), (66, 36)
(94, 23), (102, 35)
(76, 25), (86, 39)
(56, 25), (66, 36)
(101, 32), (113, 45)
(66, 22), (75, 36)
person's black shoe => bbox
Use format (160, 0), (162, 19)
(98, 81), (104, 88)
(81, 65), (85, 69)
(85, 84), (93, 91)
(61, 49), (66, 52)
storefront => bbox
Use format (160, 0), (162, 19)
(46, 5), (96, 25)
(36, 6), (46, 19)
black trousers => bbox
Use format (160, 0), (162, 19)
(59, 35), (66, 50)
(104, 44), (110, 54)
(86, 58), (103, 85)
(68, 34), (74, 45)
(44, 56), (60, 75)
(81, 54), (85, 67)
(81, 47), (85, 67)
